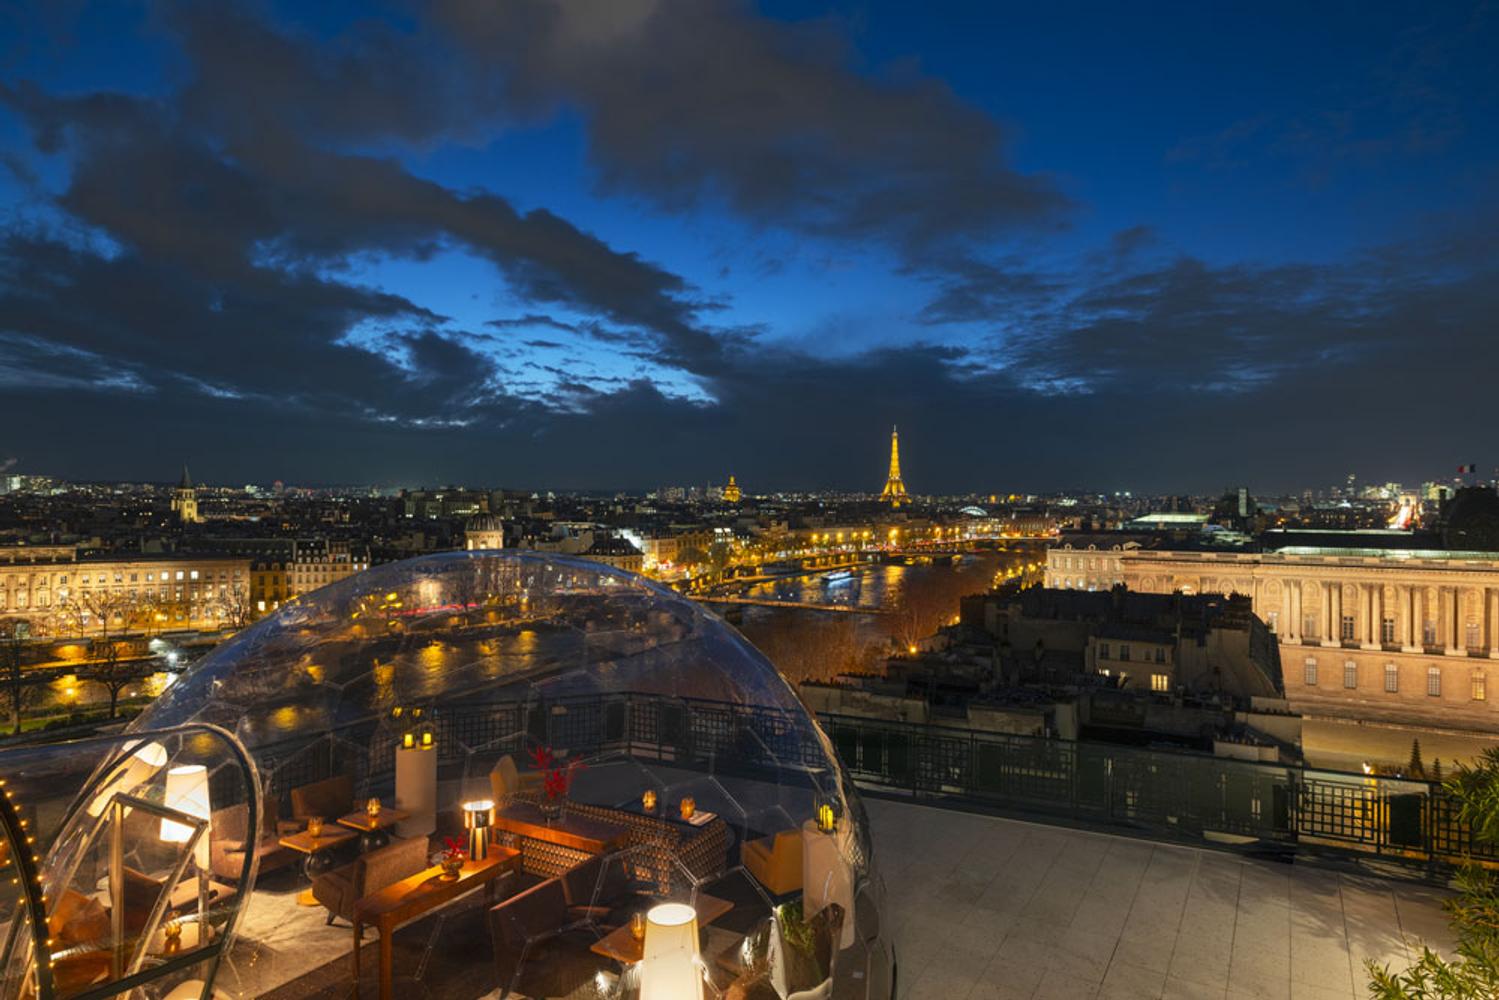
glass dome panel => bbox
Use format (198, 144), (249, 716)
(127, 551), (890, 999)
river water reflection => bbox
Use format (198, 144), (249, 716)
(728, 550), (1034, 685)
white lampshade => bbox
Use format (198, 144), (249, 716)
(160, 764), (211, 868)
(87, 740), (168, 817)
(641, 903), (703, 1000)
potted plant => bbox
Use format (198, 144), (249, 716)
(436, 837), (465, 880)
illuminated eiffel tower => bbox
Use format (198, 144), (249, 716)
(879, 425), (909, 507)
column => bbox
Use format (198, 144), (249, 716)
(1489, 588), (1499, 659)
(1405, 585), (1420, 651)
(1364, 583), (1380, 650)
(1328, 582), (1341, 646)
(1445, 586), (1461, 655)
(1285, 580), (1299, 642)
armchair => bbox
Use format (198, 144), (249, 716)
(559, 850), (633, 925)
(210, 799), (299, 883)
(742, 829), (803, 896)
(487, 877), (570, 997)
(311, 835), (430, 927)
(289, 774), (355, 825)
(489, 754), (544, 804)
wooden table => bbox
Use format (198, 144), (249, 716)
(337, 806), (412, 851)
(588, 893), (734, 965)
(279, 828), (359, 905)
(493, 801), (628, 855)
(352, 848), (519, 1000)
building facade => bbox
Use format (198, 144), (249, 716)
(0, 546), (251, 635)
(1048, 534), (1499, 728)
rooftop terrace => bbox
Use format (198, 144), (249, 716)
(192, 797), (1454, 999)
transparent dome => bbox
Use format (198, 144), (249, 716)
(129, 551), (891, 999)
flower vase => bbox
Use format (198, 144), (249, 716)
(540, 797), (564, 824)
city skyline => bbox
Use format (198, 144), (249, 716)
(1, 2), (1496, 492)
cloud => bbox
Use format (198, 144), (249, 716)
(431, 0), (1068, 256)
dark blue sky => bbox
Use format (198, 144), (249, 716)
(1, 1), (1495, 493)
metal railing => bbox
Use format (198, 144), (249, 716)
(817, 711), (1498, 866)
(240, 693), (1494, 869)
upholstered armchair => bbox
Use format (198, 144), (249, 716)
(289, 775), (355, 825)
(559, 850), (634, 925)
(311, 836), (430, 927)
(210, 798), (300, 883)
(488, 754), (544, 804)
(487, 877), (571, 998)
(742, 828), (804, 896)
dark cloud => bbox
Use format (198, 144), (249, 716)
(431, 0), (1068, 255)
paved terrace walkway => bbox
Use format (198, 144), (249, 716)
(869, 798), (1456, 1000)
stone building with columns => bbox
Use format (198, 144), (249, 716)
(1049, 525), (1499, 729)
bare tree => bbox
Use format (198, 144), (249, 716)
(84, 639), (140, 720)
(0, 619), (41, 735)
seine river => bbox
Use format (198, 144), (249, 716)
(724, 549), (1035, 685)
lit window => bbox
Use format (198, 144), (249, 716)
(175, 571), (184, 581)
(1473, 670), (1487, 702)
(190, 570), (199, 580)
(1267, 610), (1279, 632)
(1427, 666), (1442, 697)
(1304, 658), (1318, 686)
(1150, 674), (1169, 692)
(1385, 664), (1398, 692)
(1343, 661), (1357, 689)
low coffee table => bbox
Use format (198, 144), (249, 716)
(337, 806), (411, 852)
(352, 847), (520, 1000)
(279, 827), (359, 905)
(589, 893), (734, 965)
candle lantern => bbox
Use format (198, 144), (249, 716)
(816, 802), (837, 834)
(679, 796), (696, 821)
(463, 799), (494, 861)
(420, 731), (433, 748)
(366, 797), (382, 819)
(642, 789), (658, 813)
(402, 732), (415, 750)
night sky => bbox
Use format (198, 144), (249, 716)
(1, 1), (1495, 493)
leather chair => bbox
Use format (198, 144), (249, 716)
(559, 850), (633, 924)
(210, 799), (300, 883)
(488, 877), (570, 998)
(289, 774), (355, 825)
(489, 754), (543, 804)
(742, 829), (803, 896)
(311, 835), (430, 927)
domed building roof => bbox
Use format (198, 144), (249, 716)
(466, 512), (504, 533)
(130, 550), (890, 998)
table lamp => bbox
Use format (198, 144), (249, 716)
(160, 764), (213, 939)
(160, 764), (211, 868)
(641, 903), (704, 1000)
(87, 740), (168, 817)
(463, 799), (493, 861)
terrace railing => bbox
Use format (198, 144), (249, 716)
(818, 711), (1498, 867)
(241, 693), (1494, 870)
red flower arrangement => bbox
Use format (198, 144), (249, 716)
(440, 836), (466, 863)
(528, 745), (584, 800)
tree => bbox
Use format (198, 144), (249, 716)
(1408, 739), (1427, 779)
(0, 620), (38, 736)
(1368, 747), (1499, 997)
(84, 639), (138, 720)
